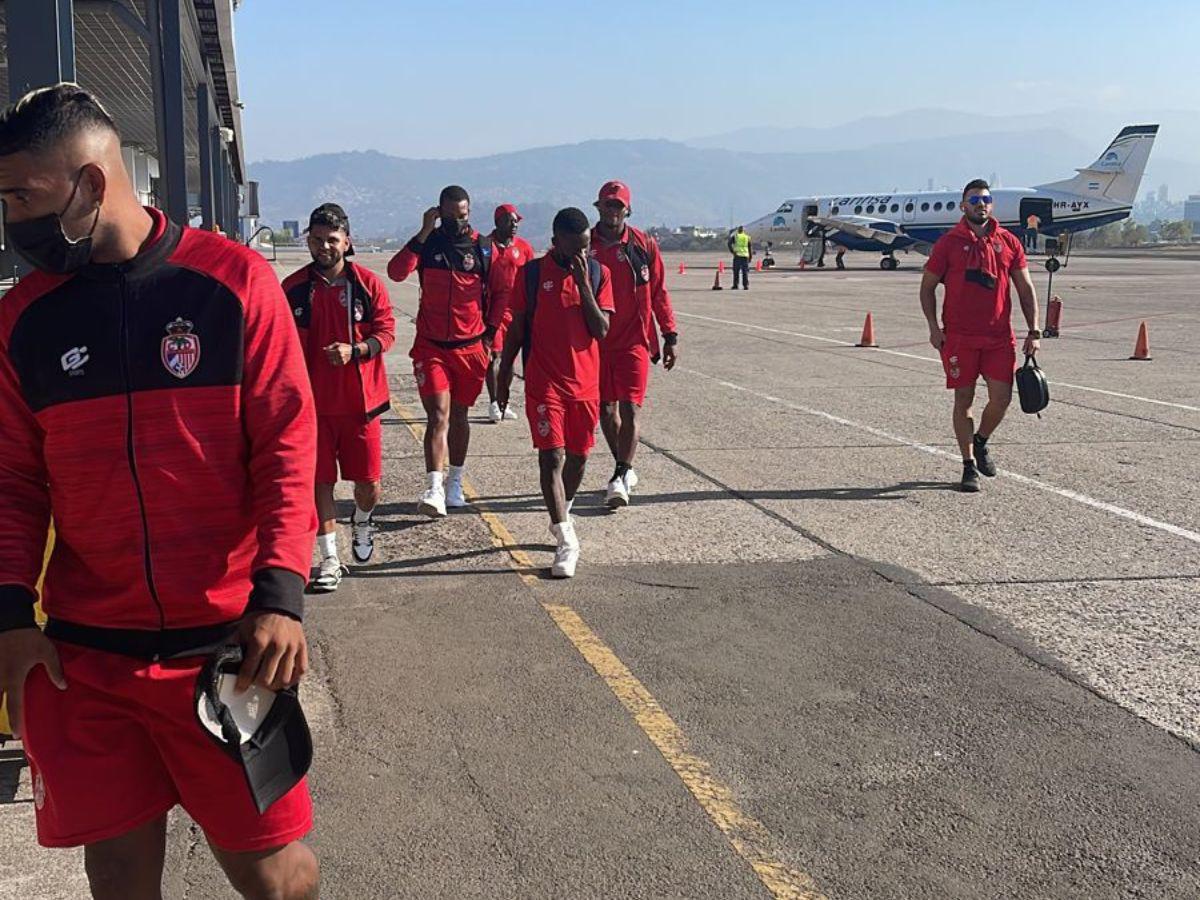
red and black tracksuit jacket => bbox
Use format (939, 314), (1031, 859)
(0, 208), (317, 658)
(387, 229), (499, 346)
(281, 261), (396, 419)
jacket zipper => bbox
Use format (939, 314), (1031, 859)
(119, 273), (167, 633)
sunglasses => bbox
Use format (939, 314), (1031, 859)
(966, 195), (994, 206)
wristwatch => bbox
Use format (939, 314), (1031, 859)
(663, 332), (679, 346)
(1027, 329), (1043, 339)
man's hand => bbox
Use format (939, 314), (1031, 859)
(324, 343), (354, 366)
(662, 343), (678, 371)
(0, 628), (66, 737)
(928, 326), (945, 351)
(418, 206), (440, 241)
(1023, 334), (1041, 356)
(236, 612), (308, 693)
(569, 251), (589, 286)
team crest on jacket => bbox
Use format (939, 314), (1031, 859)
(462, 252), (476, 271)
(640, 265), (650, 282)
(511, 247), (520, 259)
(161, 317), (201, 379)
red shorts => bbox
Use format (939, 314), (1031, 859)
(410, 337), (489, 407)
(527, 393), (600, 456)
(490, 318), (510, 354)
(21, 643), (312, 851)
(600, 344), (651, 406)
(316, 414), (382, 484)
(940, 332), (1017, 389)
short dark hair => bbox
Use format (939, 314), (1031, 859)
(439, 184), (470, 206)
(962, 179), (990, 199)
(552, 207), (590, 236)
(308, 202), (349, 233)
(0, 83), (118, 157)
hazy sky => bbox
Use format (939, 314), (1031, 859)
(235, 0), (1199, 162)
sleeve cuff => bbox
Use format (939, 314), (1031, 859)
(365, 336), (382, 359)
(247, 567), (306, 622)
(406, 237), (425, 253)
(0, 584), (38, 632)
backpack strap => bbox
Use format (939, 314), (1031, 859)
(586, 256), (604, 297)
(623, 228), (653, 286)
(521, 258), (541, 365)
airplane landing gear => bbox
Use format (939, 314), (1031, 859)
(880, 254), (899, 271)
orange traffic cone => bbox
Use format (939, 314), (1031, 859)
(718, 259), (725, 274)
(711, 269), (723, 291)
(678, 261), (686, 275)
(754, 259), (762, 272)
(856, 312), (878, 348)
(1129, 321), (1151, 360)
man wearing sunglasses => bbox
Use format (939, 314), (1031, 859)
(920, 179), (1041, 492)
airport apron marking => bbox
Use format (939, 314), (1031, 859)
(393, 399), (826, 900)
(677, 312), (1200, 413)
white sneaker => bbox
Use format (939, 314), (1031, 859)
(503, 404), (518, 420)
(549, 521), (580, 578)
(351, 516), (376, 563)
(605, 477), (629, 509)
(488, 401), (503, 423)
(310, 556), (348, 593)
(418, 485), (447, 518)
(624, 469), (639, 493)
(446, 478), (468, 508)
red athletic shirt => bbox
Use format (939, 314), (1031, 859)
(510, 254), (614, 401)
(281, 261), (395, 419)
(485, 235), (537, 330)
(589, 225), (676, 355)
(925, 218), (1027, 339)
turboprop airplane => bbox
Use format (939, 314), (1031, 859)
(744, 124), (1158, 270)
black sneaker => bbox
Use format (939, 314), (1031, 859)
(961, 461), (981, 493)
(973, 435), (997, 477)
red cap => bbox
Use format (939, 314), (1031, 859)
(596, 180), (632, 209)
(494, 203), (522, 224)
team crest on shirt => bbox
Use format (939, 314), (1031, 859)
(948, 355), (960, 380)
(616, 250), (627, 262)
(161, 317), (200, 379)
(542, 280), (554, 291)
(413, 360), (426, 388)
(511, 248), (520, 259)
(536, 404), (550, 437)
(462, 252), (476, 272)
(639, 265), (650, 282)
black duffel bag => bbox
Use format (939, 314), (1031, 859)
(1015, 353), (1050, 416)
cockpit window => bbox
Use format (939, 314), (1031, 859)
(776, 202), (794, 214)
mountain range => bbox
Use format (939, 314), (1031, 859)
(248, 109), (1200, 242)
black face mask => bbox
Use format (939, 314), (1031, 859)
(441, 217), (470, 240)
(5, 169), (100, 274)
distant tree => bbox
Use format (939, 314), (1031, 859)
(1159, 220), (1194, 243)
(273, 227), (297, 246)
(1120, 220), (1149, 247)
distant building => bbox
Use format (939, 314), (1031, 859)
(673, 225), (718, 239)
(1158, 184), (1169, 204)
(282, 219), (301, 237)
(1183, 196), (1200, 231)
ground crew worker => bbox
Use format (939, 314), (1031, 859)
(496, 208), (613, 578)
(835, 246), (847, 270)
(282, 203), (395, 592)
(0, 84), (319, 898)
(387, 185), (498, 516)
(920, 179), (1041, 492)
(728, 224), (753, 289)
(590, 180), (679, 509)
(484, 203), (536, 423)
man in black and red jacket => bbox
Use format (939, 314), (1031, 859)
(0, 85), (319, 897)
(388, 185), (499, 516)
(283, 203), (395, 592)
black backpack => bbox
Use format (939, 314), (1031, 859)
(521, 256), (604, 364)
(1015, 353), (1050, 416)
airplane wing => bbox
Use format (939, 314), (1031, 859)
(810, 215), (907, 246)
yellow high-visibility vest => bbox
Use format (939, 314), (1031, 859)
(731, 231), (752, 257)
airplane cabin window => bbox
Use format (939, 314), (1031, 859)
(934, 202), (943, 211)
(831, 206), (840, 214)
(866, 205), (875, 213)
(854, 205), (862, 214)
(921, 202), (929, 211)
(890, 203), (899, 213)
(905, 202), (914, 212)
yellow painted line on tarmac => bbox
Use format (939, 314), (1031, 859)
(394, 400), (826, 900)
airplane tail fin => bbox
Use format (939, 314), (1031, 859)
(1036, 125), (1158, 206)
